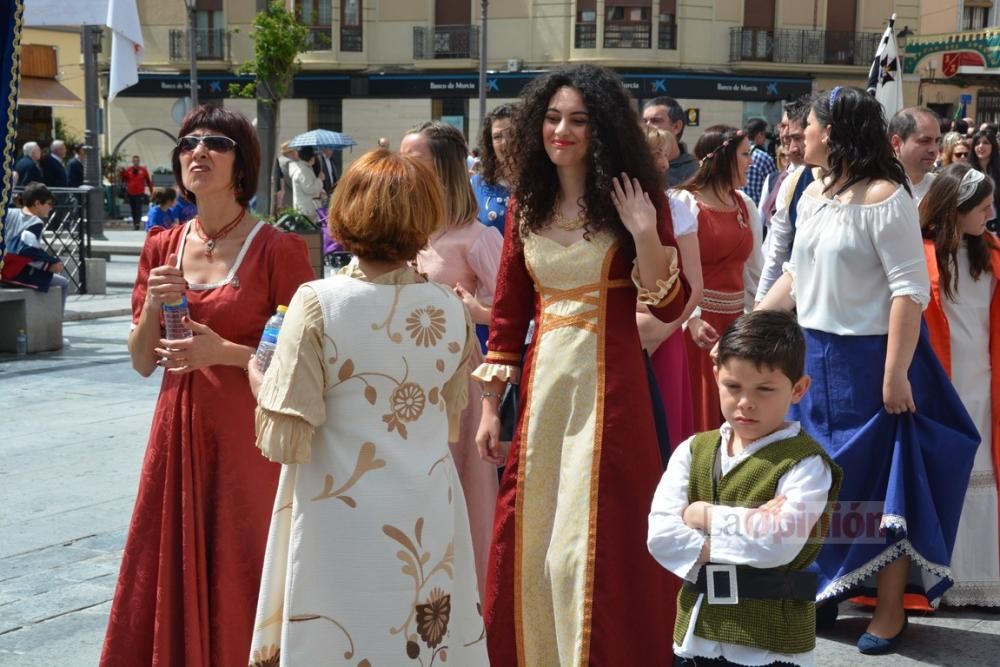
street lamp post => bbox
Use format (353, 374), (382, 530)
(185, 0), (199, 109)
(478, 0), (488, 130)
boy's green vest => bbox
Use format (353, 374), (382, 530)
(673, 429), (843, 654)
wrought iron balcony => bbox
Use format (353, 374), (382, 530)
(303, 26), (333, 51)
(413, 25), (479, 60)
(340, 25), (363, 52)
(168, 28), (231, 62)
(729, 26), (880, 67)
(604, 22), (652, 49)
(575, 22), (597, 48)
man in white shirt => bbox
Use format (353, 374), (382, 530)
(888, 107), (941, 203)
(758, 98), (808, 228)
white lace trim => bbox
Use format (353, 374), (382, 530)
(881, 513), (907, 533)
(941, 581), (1000, 607)
(818, 537), (952, 606)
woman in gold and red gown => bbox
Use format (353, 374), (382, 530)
(473, 65), (688, 666)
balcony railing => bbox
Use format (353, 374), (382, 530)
(168, 28), (230, 62)
(575, 22), (597, 48)
(303, 26), (333, 51)
(658, 20), (677, 50)
(729, 27), (880, 67)
(340, 25), (363, 52)
(604, 22), (652, 49)
(413, 25), (479, 59)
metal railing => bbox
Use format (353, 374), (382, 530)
(575, 22), (597, 48)
(340, 25), (363, 52)
(168, 28), (231, 62)
(303, 26), (333, 51)
(729, 27), (880, 66)
(413, 25), (480, 59)
(604, 22), (652, 49)
(658, 20), (677, 50)
(12, 187), (94, 294)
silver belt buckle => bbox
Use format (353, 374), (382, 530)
(705, 564), (739, 605)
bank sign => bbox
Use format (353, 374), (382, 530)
(124, 71), (809, 102)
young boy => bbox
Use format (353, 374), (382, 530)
(648, 310), (842, 667)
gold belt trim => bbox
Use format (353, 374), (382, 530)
(701, 289), (744, 315)
(536, 279), (632, 336)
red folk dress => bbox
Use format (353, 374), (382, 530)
(685, 194), (754, 432)
(473, 205), (688, 667)
(100, 221), (314, 667)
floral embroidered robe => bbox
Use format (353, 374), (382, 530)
(249, 268), (488, 666)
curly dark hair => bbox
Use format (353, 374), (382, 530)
(811, 87), (909, 195)
(478, 103), (516, 186)
(920, 162), (998, 302)
(509, 64), (663, 239)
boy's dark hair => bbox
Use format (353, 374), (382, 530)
(18, 182), (54, 208)
(716, 310), (806, 382)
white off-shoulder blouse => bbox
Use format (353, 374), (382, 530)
(784, 185), (930, 335)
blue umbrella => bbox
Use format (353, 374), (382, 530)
(288, 129), (357, 150)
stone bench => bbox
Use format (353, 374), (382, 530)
(0, 286), (63, 353)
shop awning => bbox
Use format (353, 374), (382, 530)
(18, 76), (82, 108)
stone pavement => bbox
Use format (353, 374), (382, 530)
(3, 306), (1000, 665)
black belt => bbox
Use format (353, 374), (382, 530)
(682, 564), (817, 605)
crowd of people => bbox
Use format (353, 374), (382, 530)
(90, 64), (997, 667)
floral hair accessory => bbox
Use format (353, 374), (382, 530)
(700, 129), (745, 165)
(829, 86), (843, 110)
(957, 167), (987, 206)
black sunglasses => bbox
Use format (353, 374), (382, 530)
(177, 135), (237, 153)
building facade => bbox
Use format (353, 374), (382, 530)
(108, 0), (917, 173)
(906, 0), (1000, 125)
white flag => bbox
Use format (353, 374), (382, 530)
(866, 14), (903, 120)
(106, 0), (143, 101)
(23, 0), (143, 100)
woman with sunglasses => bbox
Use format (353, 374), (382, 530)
(672, 125), (762, 432)
(758, 87), (979, 655)
(101, 106), (315, 667)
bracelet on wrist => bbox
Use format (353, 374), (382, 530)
(481, 390), (502, 402)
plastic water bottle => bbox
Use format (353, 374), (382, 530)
(255, 305), (288, 373)
(162, 295), (193, 340)
(15, 329), (27, 356)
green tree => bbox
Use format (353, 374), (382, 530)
(229, 1), (307, 215)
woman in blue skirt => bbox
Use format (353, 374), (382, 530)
(758, 87), (980, 654)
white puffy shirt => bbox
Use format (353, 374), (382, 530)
(784, 185), (930, 335)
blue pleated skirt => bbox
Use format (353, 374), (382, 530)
(792, 327), (981, 604)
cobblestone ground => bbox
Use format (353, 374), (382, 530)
(2, 314), (1000, 666)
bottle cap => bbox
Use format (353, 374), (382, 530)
(165, 295), (187, 307)
(276, 305), (288, 314)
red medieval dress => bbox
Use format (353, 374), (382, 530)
(100, 221), (314, 667)
(472, 204), (689, 666)
(685, 193), (754, 432)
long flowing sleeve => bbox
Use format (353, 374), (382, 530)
(738, 191), (764, 311)
(441, 307), (477, 441)
(255, 286), (328, 464)
(472, 208), (537, 385)
(638, 194), (689, 323)
(647, 437), (708, 582)
(755, 168), (798, 303)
